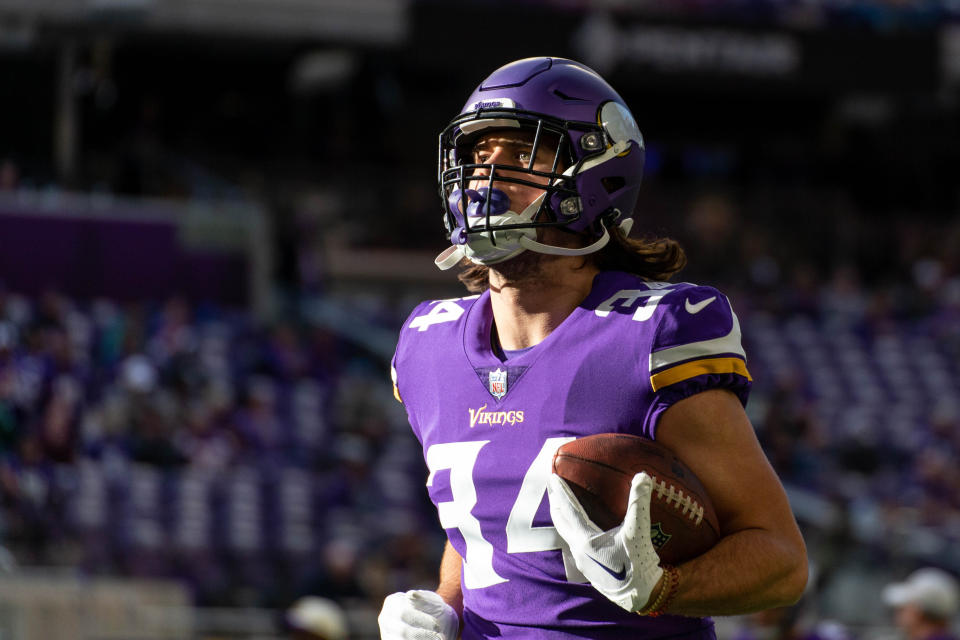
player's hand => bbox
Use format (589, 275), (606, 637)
(547, 471), (663, 612)
(378, 589), (459, 640)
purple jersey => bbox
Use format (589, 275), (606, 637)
(391, 271), (752, 639)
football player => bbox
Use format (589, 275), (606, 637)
(379, 57), (807, 639)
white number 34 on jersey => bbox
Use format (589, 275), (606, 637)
(426, 438), (588, 589)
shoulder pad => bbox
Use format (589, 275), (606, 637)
(404, 295), (481, 333)
(393, 295), (481, 405)
(649, 285), (749, 392)
(654, 285), (736, 350)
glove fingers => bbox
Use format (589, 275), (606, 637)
(408, 590), (447, 617)
(382, 629), (433, 640)
(407, 590), (458, 639)
(547, 475), (603, 540)
(621, 472), (653, 537)
(379, 591), (456, 640)
(391, 628), (442, 640)
(546, 475), (581, 544)
(400, 609), (450, 638)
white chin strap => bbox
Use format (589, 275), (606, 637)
(434, 217), (633, 271)
(435, 140), (634, 271)
(519, 215), (633, 256)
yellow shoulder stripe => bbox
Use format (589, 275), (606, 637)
(390, 364), (402, 403)
(650, 357), (751, 392)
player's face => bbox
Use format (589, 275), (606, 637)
(467, 129), (561, 216)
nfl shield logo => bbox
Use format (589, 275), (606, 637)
(650, 522), (672, 550)
(489, 368), (507, 399)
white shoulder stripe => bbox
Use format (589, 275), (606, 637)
(649, 311), (746, 371)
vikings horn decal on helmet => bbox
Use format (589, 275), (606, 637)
(435, 57), (645, 270)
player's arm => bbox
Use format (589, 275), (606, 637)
(436, 541), (464, 620)
(654, 388), (808, 615)
(549, 287), (806, 615)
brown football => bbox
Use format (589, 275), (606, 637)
(552, 433), (720, 565)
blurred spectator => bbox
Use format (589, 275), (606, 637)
(298, 538), (368, 603)
(883, 568), (960, 640)
(286, 596), (349, 640)
(0, 158), (19, 191)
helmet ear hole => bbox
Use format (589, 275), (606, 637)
(601, 176), (626, 194)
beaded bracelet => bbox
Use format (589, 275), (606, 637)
(638, 565), (680, 617)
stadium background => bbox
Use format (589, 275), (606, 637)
(0, 0), (958, 637)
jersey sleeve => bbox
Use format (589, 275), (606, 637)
(642, 285), (752, 439)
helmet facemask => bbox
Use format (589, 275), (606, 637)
(435, 104), (640, 270)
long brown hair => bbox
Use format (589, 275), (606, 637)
(456, 226), (687, 293)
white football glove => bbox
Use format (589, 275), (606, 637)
(378, 590), (459, 640)
(547, 471), (664, 612)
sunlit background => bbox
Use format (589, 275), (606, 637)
(0, 0), (958, 638)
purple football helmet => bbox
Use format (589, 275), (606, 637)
(435, 57), (644, 270)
